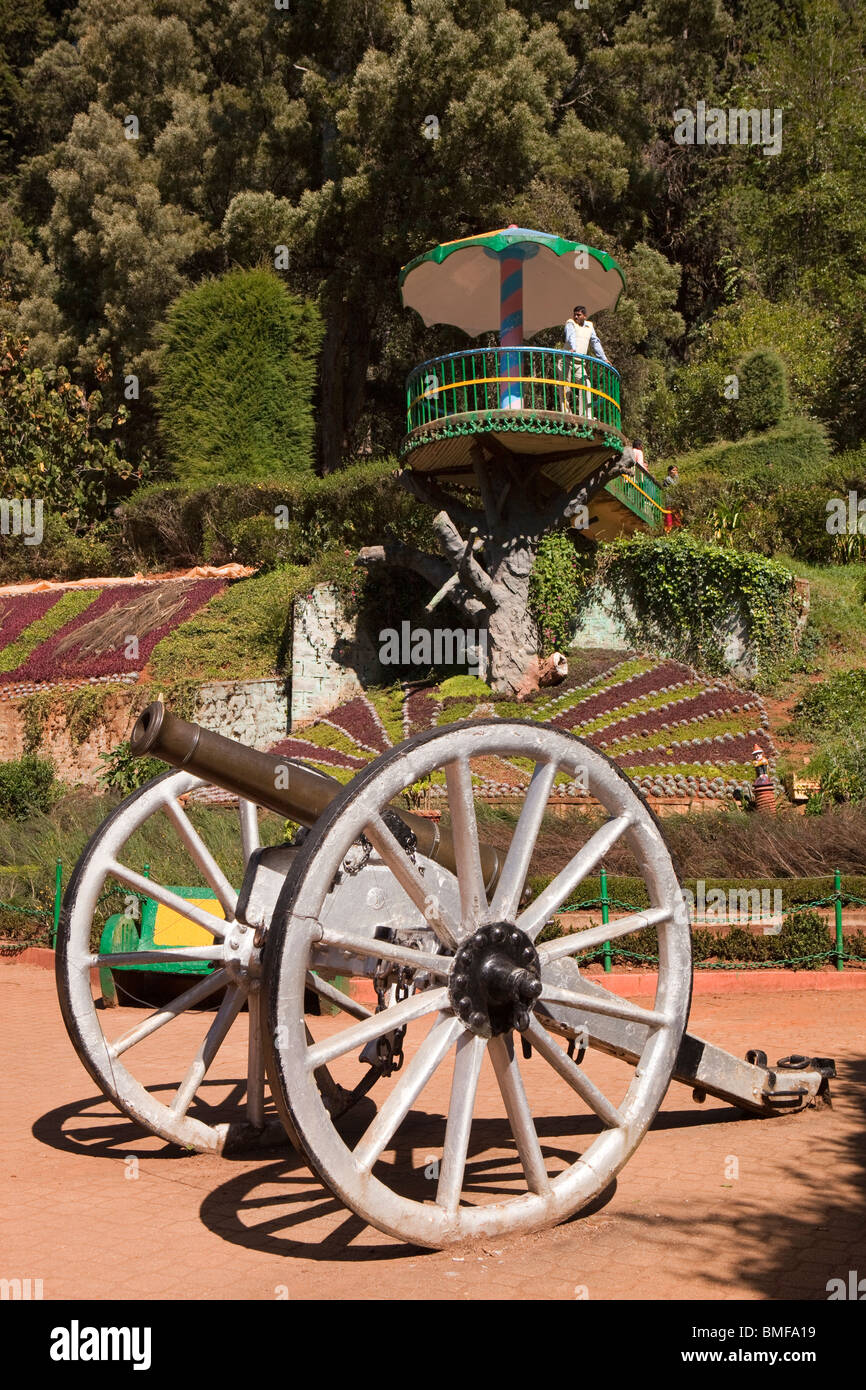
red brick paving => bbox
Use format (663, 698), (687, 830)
(2, 961), (864, 1301)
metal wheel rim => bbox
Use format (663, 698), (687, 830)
(57, 769), (266, 1153)
(265, 720), (692, 1247)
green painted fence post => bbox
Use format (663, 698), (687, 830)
(600, 867), (612, 974)
(834, 867), (844, 971)
(51, 859), (62, 949)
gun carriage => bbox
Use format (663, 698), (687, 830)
(56, 704), (834, 1249)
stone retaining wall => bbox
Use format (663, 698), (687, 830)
(0, 677), (289, 788)
(290, 585), (380, 729)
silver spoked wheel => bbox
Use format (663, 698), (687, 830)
(57, 769), (273, 1153)
(265, 720), (692, 1247)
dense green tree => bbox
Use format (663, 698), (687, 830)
(1, 0), (864, 479)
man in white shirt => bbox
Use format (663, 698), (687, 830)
(563, 304), (610, 416)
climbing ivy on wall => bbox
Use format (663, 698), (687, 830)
(594, 532), (800, 681)
(529, 533), (592, 657)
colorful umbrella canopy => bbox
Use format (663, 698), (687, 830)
(398, 226), (626, 340)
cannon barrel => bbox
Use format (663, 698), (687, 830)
(130, 702), (501, 891)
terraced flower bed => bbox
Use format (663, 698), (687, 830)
(0, 579), (227, 683)
(273, 656), (777, 801)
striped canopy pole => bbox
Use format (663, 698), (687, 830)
(499, 238), (524, 409)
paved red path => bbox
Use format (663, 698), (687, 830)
(2, 961), (864, 1301)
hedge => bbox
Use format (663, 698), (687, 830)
(527, 873), (866, 912)
(119, 458), (430, 572)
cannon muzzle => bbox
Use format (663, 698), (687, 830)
(131, 702), (501, 892)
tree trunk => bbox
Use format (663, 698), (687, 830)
(485, 532), (540, 697)
(317, 306), (346, 473)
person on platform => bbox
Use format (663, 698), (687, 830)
(562, 305), (609, 417)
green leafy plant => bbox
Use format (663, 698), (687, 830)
(0, 334), (143, 532)
(529, 532), (592, 656)
(0, 755), (62, 820)
(97, 741), (169, 796)
(594, 531), (799, 681)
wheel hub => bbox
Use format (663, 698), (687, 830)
(449, 923), (542, 1038)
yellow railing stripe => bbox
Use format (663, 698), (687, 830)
(414, 376), (620, 408)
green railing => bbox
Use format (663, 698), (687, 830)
(606, 465), (674, 529)
(405, 347), (622, 433)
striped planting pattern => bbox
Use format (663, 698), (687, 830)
(270, 656), (776, 801)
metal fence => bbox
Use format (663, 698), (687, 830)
(405, 346), (622, 433)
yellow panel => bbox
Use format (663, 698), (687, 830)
(153, 898), (226, 947)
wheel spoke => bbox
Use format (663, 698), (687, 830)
(306, 971), (373, 1021)
(161, 797), (238, 918)
(444, 756), (487, 929)
(246, 982), (265, 1128)
(436, 1031), (487, 1212)
(353, 1014), (463, 1172)
(108, 968), (230, 1058)
(524, 1016), (622, 1129)
(516, 815), (632, 941)
(538, 906), (673, 964)
(361, 814), (461, 949)
(316, 925), (453, 979)
(105, 861), (228, 939)
(489, 760), (558, 921)
(539, 982), (670, 1029)
(169, 983), (247, 1118)
(238, 798), (260, 864)
(304, 987), (449, 1071)
(91, 947), (225, 967)
(488, 1034), (551, 1195)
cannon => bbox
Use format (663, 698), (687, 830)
(56, 706), (834, 1247)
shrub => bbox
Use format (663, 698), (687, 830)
(773, 486), (840, 564)
(0, 333), (144, 533)
(97, 742), (169, 795)
(777, 910), (833, 970)
(0, 510), (113, 585)
(809, 735), (866, 806)
(658, 295), (836, 453)
(156, 269), (324, 485)
(0, 755), (62, 820)
(119, 459), (430, 572)
(734, 349), (789, 436)
(792, 668), (866, 737)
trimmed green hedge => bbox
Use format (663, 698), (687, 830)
(539, 910), (864, 970)
(528, 873), (866, 912)
(120, 458), (430, 572)
(156, 269), (323, 485)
